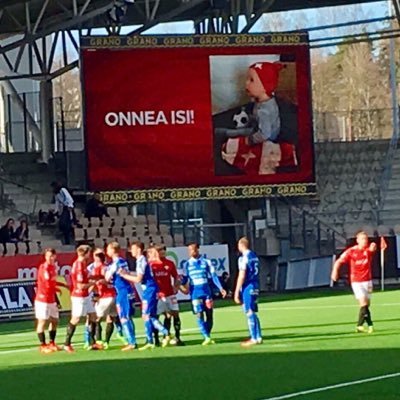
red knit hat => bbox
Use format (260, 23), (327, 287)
(250, 62), (284, 96)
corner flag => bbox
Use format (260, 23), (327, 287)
(380, 237), (387, 291)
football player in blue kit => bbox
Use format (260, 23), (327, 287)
(234, 237), (263, 347)
(118, 242), (170, 351)
(105, 242), (137, 351)
(181, 243), (226, 345)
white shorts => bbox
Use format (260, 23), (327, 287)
(95, 297), (117, 318)
(351, 281), (373, 300)
(35, 301), (59, 320)
(71, 296), (96, 318)
(157, 295), (179, 315)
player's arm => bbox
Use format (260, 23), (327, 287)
(118, 269), (142, 284)
(331, 250), (350, 282)
(119, 257), (144, 284)
(179, 262), (190, 294)
(234, 270), (246, 305)
(369, 242), (377, 253)
(207, 260), (227, 298)
(170, 263), (181, 292)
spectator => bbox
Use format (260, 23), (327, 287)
(15, 219), (29, 241)
(38, 209), (57, 226)
(85, 192), (108, 220)
(14, 220), (30, 254)
(220, 271), (232, 296)
(0, 218), (16, 255)
(51, 182), (76, 245)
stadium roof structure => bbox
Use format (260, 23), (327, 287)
(0, 0), (396, 81)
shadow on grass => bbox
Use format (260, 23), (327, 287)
(0, 349), (399, 400)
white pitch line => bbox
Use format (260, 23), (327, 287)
(220, 303), (400, 312)
(0, 328), (200, 355)
(260, 372), (400, 400)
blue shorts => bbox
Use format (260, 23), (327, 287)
(116, 292), (135, 320)
(191, 295), (213, 314)
(241, 285), (259, 313)
(141, 287), (158, 317)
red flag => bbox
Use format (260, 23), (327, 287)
(380, 236), (388, 251)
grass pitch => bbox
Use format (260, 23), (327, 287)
(0, 289), (399, 400)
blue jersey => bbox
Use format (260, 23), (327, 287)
(107, 257), (133, 294)
(182, 256), (221, 298)
(136, 255), (158, 291)
(238, 250), (260, 289)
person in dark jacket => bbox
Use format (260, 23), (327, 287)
(85, 192), (108, 220)
(0, 218), (16, 255)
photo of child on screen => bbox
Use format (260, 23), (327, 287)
(215, 61), (297, 175)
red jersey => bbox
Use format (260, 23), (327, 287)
(70, 260), (90, 297)
(35, 262), (58, 303)
(91, 263), (116, 298)
(338, 245), (374, 283)
(151, 258), (178, 298)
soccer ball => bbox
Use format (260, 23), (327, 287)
(232, 108), (249, 128)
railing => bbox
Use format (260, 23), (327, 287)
(377, 113), (400, 220)
(0, 176), (38, 220)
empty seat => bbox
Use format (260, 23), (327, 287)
(147, 215), (157, 225)
(162, 235), (173, 247)
(159, 224), (169, 235)
(107, 207), (118, 217)
(148, 224), (158, 234)
(174, 233), (184, 246)
(136, 215), (147, 225)
(86, 227), (98, 240)
(74, 228), (85, 241)
(99, 227), (110, 239)
(119, 207), (129, 217)
(90, 217), (101, 228)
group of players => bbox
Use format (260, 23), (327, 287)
(34, 237), (262, 353)
(34, 230), (378, 354)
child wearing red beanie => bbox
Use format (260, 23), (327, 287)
(245, 61), (284, 144)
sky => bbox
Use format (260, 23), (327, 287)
(56, 1), (391, 65)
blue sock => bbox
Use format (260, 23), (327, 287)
(115, 320), (123, 337)
(122, 320), (136, 345)
(247, 314), (257, 341)
(144, 319), (154, 344)
(151, 317), (168, 336)
(196, 315), (209, 339)
(254, 314), (262, 339)
(84, 325), (90, 345)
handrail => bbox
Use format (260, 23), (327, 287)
(0, 176), (39, 219)
(277, 197), (347, 241)
(378, 127), (399, 217)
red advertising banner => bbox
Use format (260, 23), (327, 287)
(81, 33), (315, 203)
(0, 253), (76, 281)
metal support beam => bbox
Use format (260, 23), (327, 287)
(39, 80), (54, 164)
(127, 0), (205, 35)
(0, 0), (119, 80)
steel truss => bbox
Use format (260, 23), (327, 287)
(0, 0), (277, 81)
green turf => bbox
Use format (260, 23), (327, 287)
(0, 290), (399, 400)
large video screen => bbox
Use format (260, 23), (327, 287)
(80, 34), (315, 203)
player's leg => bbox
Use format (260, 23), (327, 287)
(241, 288), (261, 347)
(95, 298), (108, 344)
(104, 315), (114, 349)
(168, 295), (183, 345)
(118, 294), (137, 351)
(64, 296), (84, 352)
(353, 282), (373, 332)
(87, 312), (98, 348)
(83, 317), (91, 349)
(103, 299), (118, 349)
(47, 302), (61, 351)
(35, 301), (51, 353)
(204, 297), (214, 335)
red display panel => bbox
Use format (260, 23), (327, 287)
(80, 34), (315, 203)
